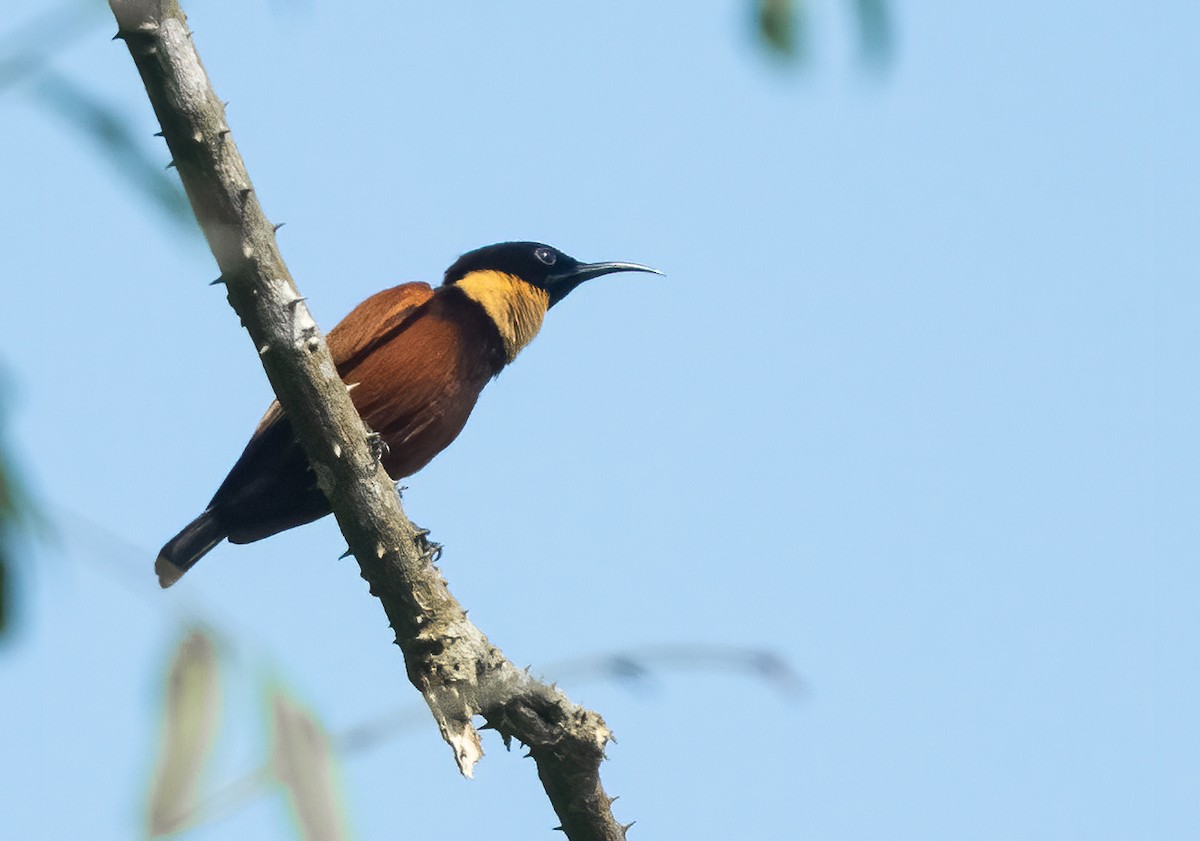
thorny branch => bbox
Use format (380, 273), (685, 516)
(108, 1), (628, 837)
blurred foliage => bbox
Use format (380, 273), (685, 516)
(146, 629), (222, 836)
(758, 0), (801, 57)
(756, 0), (894, 70)
(142, 631), (348, 839)
(0, 374), (32, 640)
(270, 688), (348, 841)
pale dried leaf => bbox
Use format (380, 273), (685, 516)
(269, 688), (348, 841)
(145, 629), (220, 836)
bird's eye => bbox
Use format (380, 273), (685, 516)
(534, 247), (557, 266)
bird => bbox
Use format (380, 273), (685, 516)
(155, 241), (659, 588)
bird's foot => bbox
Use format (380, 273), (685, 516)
(412, 524), (443, 564)
(366, 431), (390, 465)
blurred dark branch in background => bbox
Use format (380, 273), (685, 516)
(34, 69), (193, 227)
(1, 2), (192, 231)
(0, 1), (101, 90)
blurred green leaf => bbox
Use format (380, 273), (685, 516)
(146, 629), (222, 836)
(754, 0), (893, 71)
(757, 0), (805, 59)
(0, 2), (103, 93)
(270, 687), (349, 841)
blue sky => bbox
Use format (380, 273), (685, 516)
(1, 2), (1194, 839)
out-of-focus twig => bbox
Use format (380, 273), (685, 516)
(1, 4), (194, 231)
(0, 1), (104, 93)
(33, 69), (193, 228)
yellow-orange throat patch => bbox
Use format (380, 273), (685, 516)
(455, 270), (551, 362)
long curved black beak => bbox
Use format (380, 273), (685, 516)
(546, 260), (663, 306)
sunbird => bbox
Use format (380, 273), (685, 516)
(156, 241), (659, 587)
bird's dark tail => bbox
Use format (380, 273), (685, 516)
(156, 511), (226, 588)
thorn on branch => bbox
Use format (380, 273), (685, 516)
(273, 222), (286, 233)
(622, 821), (637, 836)
(153, 131), (164, 138)
(338, 547), (353, 560)
(113, 19), (158, 41)
(209, 276), (226, 286)
(165, 160), (176, 170)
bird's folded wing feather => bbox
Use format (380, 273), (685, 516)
(247, 282), (436, 437)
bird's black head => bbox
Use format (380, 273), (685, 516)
(443, 241), (659, 307)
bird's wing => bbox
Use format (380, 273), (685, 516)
(245, 282), (437, 438)
(326, 282), (436, 374)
